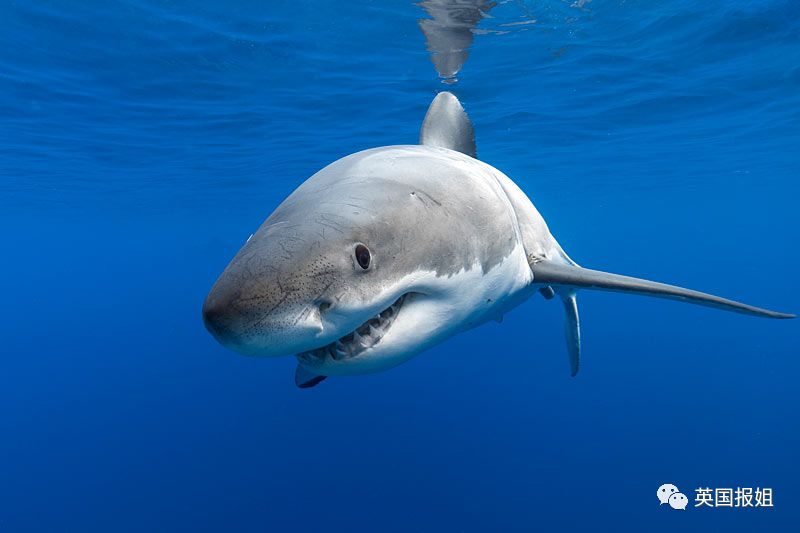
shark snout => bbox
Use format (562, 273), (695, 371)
(202, 265), (331, 357)
(202, 291), (238, 344)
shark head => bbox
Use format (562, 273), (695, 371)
(202, 201), (430, 376)
(202, 143), (530, 378)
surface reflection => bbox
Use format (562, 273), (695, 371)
(417, 0), (495, 83)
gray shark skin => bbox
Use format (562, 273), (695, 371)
(203, 92), (793, 388)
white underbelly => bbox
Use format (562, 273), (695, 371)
(378, 242), (535, 360)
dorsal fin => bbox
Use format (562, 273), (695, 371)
(419, 91), (476, 158)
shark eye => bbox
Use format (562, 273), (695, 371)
(355, 244), (371, 270)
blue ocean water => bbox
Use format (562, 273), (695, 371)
(1, 0), (798, 531)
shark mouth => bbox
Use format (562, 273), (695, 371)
(297, 294), (409, 364)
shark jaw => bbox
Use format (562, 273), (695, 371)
(292, 245), (538, 380)
(297, 293), (413, 365)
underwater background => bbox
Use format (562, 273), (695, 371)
(1, 0), (798, 531)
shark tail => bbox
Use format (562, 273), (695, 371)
(529, 259), (795, 376)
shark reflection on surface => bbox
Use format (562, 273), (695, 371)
(417, 0), (495, 83)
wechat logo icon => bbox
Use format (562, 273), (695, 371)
(658, 483), (688, 510)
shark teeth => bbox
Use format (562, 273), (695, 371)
(298, 294), (408, 363)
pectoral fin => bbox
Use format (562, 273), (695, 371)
(295, 364), (327, 389)
(559, 290), (581, 377)
(530, 259), (794, 319)
(532, 259), (792, 377)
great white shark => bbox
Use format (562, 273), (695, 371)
(203, 92), (794, 388)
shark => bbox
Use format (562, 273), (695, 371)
(202, 91), (794, 388)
